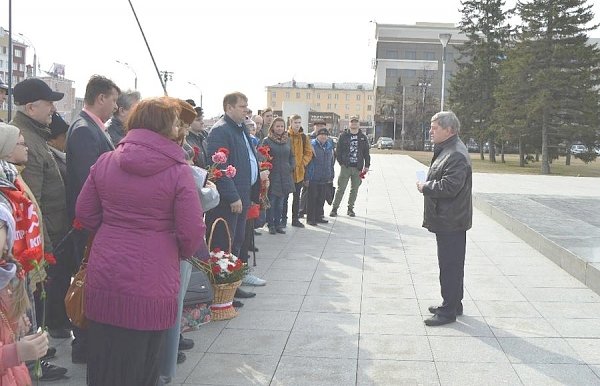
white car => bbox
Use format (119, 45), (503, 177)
(570, 144), (588, 154)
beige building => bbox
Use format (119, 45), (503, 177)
(266, 80), (375, 123)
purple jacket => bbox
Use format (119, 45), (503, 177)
(77, 129), (206, 331)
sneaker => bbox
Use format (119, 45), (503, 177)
(329, 209), (337, 217)
(268, 227), (276, 235)
(347, 208), (356, 217)
(275, 227), (286, 234)
(177, 351), (186, 364)
(179, 335), (194, 351)
(291, 219), (305, 228)
(242, 273), (267, 286)
(29, 361), (68, 381)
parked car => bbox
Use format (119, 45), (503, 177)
(570, 144), (588, 155)
(376, 137), (394, 149)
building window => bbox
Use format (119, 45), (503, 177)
(14, 49), (22, 58)
(402, 69), (417, 78)
(367, 114), (372, 121)
(327, 103), (331, 109)
(1, 46), (6, 54)
(368, 95), (373, 101)
(367, 105), (372, 111)
(12, 62), (18, 71)
(317, 93), (321, 99)
(345, 104), (349, 110)
(345, 94), (349, 101)
(285, 92), (290, 98)
(334, 104), (337, 109)
(317, 103), (321, 108)
(356, 95), (361, 101)
(296, 92), (301, 99)
(356, 104), (360, 111)
(424, 51), (436, 60)
(386, 68), (400, 82)
(334, 94), (339, 100)
(344, 114), (349, 119)
(328, 94), (331, 99)
(306, 93), (311, 99)
(385, 49), (399, 59)
(271, 92), (276, 98)
(271, 101), (276, 107)
(404, 51), (416, 60)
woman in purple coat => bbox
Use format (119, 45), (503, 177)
(76, 97), (206, 386)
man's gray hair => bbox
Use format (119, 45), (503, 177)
(116, 90), (141, 112)
(432, 111), (460, 134)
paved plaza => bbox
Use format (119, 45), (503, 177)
(49, 154), (600, 385)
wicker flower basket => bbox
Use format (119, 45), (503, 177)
(210, 280), (241, 321)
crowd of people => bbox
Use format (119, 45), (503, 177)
(0, 71), (474, 385)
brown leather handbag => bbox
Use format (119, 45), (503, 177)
(64, 235), (94, 329)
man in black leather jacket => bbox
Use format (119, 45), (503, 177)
(417, 111), (472, 326)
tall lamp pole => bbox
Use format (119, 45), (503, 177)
(401, 85), (405, 150)
(116, 60), (137, 90)
(418, 82), (431, 150)
(187, 81), (203, 108)
(439, 33), (452, 111)
(392, 107), (397, 146)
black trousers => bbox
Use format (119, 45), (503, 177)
(435, 231), (466, 317)
(45, 234), (76, 330)
(306, 182), (327, 223)
(205, 202), (249, 261)
(283, 182), (303, 220)
(299, 184), (308, 214)
(239, 217), (254, 262)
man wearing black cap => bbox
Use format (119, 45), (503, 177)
(10, 77), (69, 381)
(0, 78), (9, 122)
(48, 112), (69, 182)
(330, 116), (370, 217)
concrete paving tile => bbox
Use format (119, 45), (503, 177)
(362, 297), (421, 315)
(356, 359), (439, 386)
(207, 329), (289, 356)
(360, 314), (426, 336)
(185, 322), (228, 353)
(362, 284), (416, 299)
(521, 287), (600, 303)
(186, 353), (278, 385)
(414, 285), (447, 300)
(363, 261), (410, 273)
(272, 356), (357, 386)
(424, 316), (495, 337)
(250, 280), (309, 295)
(435, 361), (522, 386)
(363, 270), (412, 284)
(283, 332), (359, 359)
(466, 275), (516, 288)
(532, 301), (600, 319)
(262, 268), (315, 282)
(238, 294), (304, 312)
(292, 311), (360, 335)
(428, 336), (509, 363)
(592, 365), (600, 379)
(307, 280), (363, 297)
(300, 295), (362, 313)
(226, 310), (297, 331)
(498, 337), (583, 364)
(475, 301), (543, 318)
(485, 317), (560, 338)
(467, 286), (527, 302)
(548, 318), (600, 338)
(172, 352), (204, 384)
(507, 274), (587, 289)
(358, 334), (433, 361)
(512, 363), (600, 386)
(565, 338), (600, 364)
(268, 258), (320, 270)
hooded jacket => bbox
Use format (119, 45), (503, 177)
(287, 128), (313, 183)
(77, 128), (205, 330)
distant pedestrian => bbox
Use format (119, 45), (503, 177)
(330, 116), (370, 217)
(285, 114), (312, 228)
(186, 106), (209, 168)
(416, 111), (472, 326)
(48, 112), (69, 183)
(304, 127), (334, 226)
(105, 90), (141, 146)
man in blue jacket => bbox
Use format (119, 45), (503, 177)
(206, 92), (262, 298)
(65, 75), (120, 363)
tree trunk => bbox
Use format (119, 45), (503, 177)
(489, 136), (496, 163)
(565, 140), (572, 166)
(541, 115), (550, 174)
(479, 140), (485, 160)
(501, 142), (505, 163)
(519, 137), (525, 167)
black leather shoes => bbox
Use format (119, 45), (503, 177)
(428, 304), (463, 316)
(177, 351), (186, 364)
(179, 335), (194, 351)
(291, 219), (305, 228)
(317, 218), (329, 224)
(347, 209), (356, 217)
(424, 314), (456, 326)
(307, 221), (318, 226)
(41, 346), (56, 361)
(329, 209), (337, 217)
(233, 300), (244, 308)
(275, 227), (286, 234)
(235, 288), (256, 298)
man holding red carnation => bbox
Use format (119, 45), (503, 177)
(205, 92), (264, 300)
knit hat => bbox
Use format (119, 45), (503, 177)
(0, 123), (21, 159)
(178, 100), (197, 125)
(49, 112), (69, 138)
(0, 261), (16, 290)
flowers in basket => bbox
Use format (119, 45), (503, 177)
(207, 147), (237, 182)
(189, 248), (248, 285)
(256, 145), (273, 209)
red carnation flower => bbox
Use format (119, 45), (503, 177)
(44, 253), (57, 265)
(213, 169), (224, 179)
(72, 218), (84, 230)
(212, 265), (221, 275)
(192, 146), (200, 161)
(217, 147), (230, 157)
(213, 248), (221, 253)
(260, 161), (273, 170)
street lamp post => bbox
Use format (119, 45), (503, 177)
(17, 33), (36, 77)
(439, 33), (452, 111)
(160, 71), (173, 95)
(187, 81), (203, 108)
(401, 85), (405, 150)
(392, 107), (397, 146)
(116, 60), (137, 90)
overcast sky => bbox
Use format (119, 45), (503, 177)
(1, 0), (599, 117)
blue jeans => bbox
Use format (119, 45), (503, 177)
(266, 193), (285, 228)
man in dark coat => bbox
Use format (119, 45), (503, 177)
(65, 75), (120, 363)
(105, 90), (140, 146)
(417, 111), (472, 326)
(206, 92), (260, 299)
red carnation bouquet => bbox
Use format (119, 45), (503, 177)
(207, 147), (237, 182)
(256, 145), (273, 209)
(189, 248), (248, 285)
